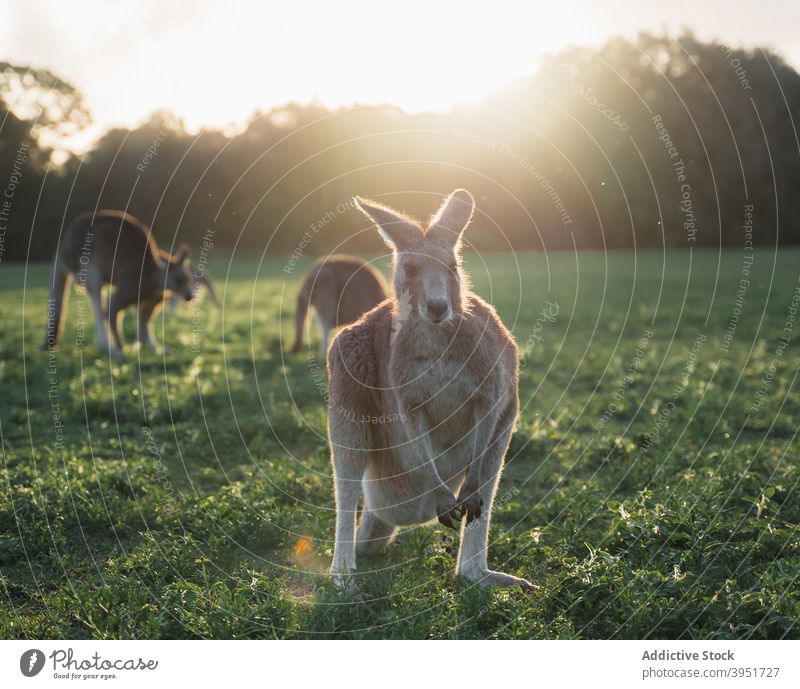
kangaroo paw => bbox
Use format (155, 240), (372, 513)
(456, 488), (483, 524)
(435, 489), (461, 530)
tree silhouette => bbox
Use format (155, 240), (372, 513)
(4, 32), (800, 261)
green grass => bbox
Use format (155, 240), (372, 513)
(1, 248), (799, 639)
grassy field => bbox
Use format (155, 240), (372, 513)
(1, 248), (799, 639)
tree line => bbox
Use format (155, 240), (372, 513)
(1, 32), (799, 263)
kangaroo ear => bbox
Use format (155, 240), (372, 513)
(427, 189), (475, 248)
(354, 196), (422, 251)
(174, 243), (191, 265)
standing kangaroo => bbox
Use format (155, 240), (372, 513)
(327, 190), (533, 592)
(41, 210), (195, 359)
(290, 255), (387, 355)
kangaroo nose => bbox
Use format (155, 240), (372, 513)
(426, 298), (449, 322)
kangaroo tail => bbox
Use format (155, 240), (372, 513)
(290, 277), (312, 353)
(41, 258), (71, 350)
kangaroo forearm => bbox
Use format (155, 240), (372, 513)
(405, 413), (451, 494)
(418, 438), (451, 493)
(464, 410), (499, 490)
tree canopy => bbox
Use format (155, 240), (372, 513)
(2, 32), (799, 261)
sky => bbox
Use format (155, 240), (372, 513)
(2, 0), (800, 148)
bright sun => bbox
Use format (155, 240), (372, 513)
(6, 0), (595, 143)
(4, 0), (787, 144)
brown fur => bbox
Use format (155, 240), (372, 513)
(41, 210), (194, 358)
(162, 251), (220, 310)
(326, 190), (533, 592)
(290, 255), (387, 355)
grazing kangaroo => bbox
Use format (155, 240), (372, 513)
(327, 190), (533, 592)
(165, 255), (220, 311)
(290, 255), (387, 355)
(41, 210), (195, 359)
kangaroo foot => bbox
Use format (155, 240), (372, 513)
(460, 568), (538, 592)
(330, 571), (369, 602)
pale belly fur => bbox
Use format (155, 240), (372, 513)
(362, 389), (477, 527)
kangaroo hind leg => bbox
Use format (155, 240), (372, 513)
(316, 312), (331, 357)
(107, 288), (135, 360)
(456, 408), (535, 591)
(137, 300), (158, 349)
(83, 267), (116, 358)
(327, 325), (377, 592)
(41, 258), (72, 350)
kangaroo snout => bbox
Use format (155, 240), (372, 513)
(426, 297), (450, 323)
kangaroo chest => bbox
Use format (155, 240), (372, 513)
(388, 329), (483, 436)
